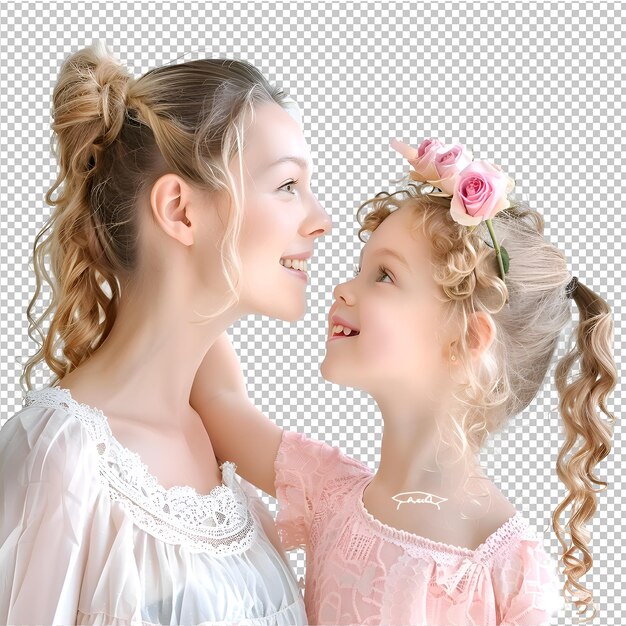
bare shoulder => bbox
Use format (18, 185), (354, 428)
(55, 375), (223, 496)
(478, 480), (518, 535)
(443, 480), (518, 550)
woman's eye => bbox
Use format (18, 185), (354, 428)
(279, 179), (298, 194)
(353, 264), (361, 277)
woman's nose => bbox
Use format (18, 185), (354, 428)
(307, 196), (333, 238)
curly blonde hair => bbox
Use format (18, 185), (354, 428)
(21, 42), (295, 394)
(356, 181), (617, 622)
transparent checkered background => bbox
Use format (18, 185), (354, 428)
(0, 2), (623, 624)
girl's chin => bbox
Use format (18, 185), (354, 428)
(319, 360), (350, 385)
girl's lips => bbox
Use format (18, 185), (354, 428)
(330, 315), (359, 333)
(327, 331), (359, 342)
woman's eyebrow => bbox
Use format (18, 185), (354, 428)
(359, 246), (410, 270)
(265, 156), (311, 171)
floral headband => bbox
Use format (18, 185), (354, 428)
(390, 137), (514, 296)
(390, 137), (580, 304)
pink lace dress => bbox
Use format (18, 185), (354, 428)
(274, 429), (565, 626)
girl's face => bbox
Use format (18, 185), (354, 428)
(321, 205), (456, 404)
(233, 102), (332, 321)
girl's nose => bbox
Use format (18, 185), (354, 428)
(333, 278), (355, 305)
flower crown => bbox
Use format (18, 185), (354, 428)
(391, 137), (514, 300)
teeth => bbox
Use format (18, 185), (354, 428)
(280, 258), (308, 272)
(332, 324), (359, 336)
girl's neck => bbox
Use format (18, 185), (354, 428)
(371, 399), (487, 510)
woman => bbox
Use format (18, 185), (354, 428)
(0, 41), (331, 625)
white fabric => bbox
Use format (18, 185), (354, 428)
(0, 386), (307, 626)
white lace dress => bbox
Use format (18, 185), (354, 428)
(0, 385), (307, 626)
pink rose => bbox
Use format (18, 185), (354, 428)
(390, 137), (446, 181)
(428, 144), (474, 195)
(450, 160), (515, 226)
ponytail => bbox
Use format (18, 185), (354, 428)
(552, 281), (617, 622)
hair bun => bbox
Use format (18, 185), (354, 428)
(51, 41), (133, 174)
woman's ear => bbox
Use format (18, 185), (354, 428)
(149, 173), (194, 246)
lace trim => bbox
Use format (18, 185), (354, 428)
(23, 386), (257, 555)
(354, 474), (534, 566)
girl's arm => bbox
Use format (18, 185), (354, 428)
(190, 331), (283, 497)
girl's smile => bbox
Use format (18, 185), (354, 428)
(328, 314), (360, 341)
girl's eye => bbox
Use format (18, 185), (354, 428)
(279, 179), (298, 194)
(352, 264), (393, 283)
(377, 265), (393, 283)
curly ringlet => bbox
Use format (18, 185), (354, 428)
(356, 180), (617, 622)
(22, 41), (296, 391)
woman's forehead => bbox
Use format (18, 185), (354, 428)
(245, 102), (311, 164)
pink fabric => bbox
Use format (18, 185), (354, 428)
(274, 429), (565, 626)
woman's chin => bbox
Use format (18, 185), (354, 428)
(260, 298), (306, 323)
(282, 305), (306, 323)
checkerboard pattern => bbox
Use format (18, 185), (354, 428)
(1, 3), (622, 623)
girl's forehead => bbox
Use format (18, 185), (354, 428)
(361, 210), (431, 269)
(367, 207), (425, 249)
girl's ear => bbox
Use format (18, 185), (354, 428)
(467, 311), (496, 360)
(150, 173), (194, 246)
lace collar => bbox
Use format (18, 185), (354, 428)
(355, 473), (533, 566)
(24, 385), (257, 555)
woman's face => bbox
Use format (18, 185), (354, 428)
(233, 101), (332, 321)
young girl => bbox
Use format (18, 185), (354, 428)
(191, 138), (617, 625)
(0, 42), (333, 625)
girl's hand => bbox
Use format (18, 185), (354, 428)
(190, 331), (283, 497)
(192, 331), (248, 399)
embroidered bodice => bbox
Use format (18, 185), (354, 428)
(0, 385), (307, 626)
(23, 385), (255, 555)
(273, 428), (565, 626)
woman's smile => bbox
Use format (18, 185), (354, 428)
(280, 256), (309, 281)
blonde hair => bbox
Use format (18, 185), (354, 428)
(21, 42), (294, 393)
(356, 181), (617, 622)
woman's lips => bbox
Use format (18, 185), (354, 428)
(281, 263), (308, 281)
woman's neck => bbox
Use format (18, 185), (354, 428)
(57, 280), (241, 427)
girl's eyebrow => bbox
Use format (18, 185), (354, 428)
(359, 246), (410, 270)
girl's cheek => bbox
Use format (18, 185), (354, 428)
(361, 317), (404, 363)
